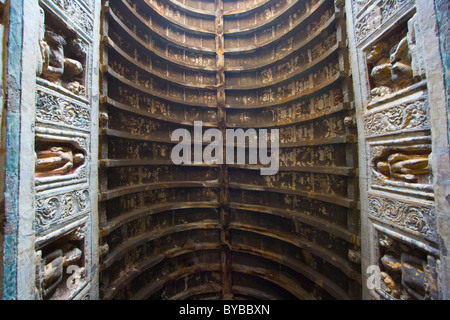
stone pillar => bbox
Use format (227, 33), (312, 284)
(2, 0), (100, 300)
(415, 0), (450, 300)
(345, 0), (449, 299)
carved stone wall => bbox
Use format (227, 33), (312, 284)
(99, 0), (361, 300)
(32, 0), (100, 300)
(1, 0), (447, 300)
(1, 0), (100, 299)
(346, 0), (449, 299)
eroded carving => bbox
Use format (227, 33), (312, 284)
(369, 195), (436, 241)
(371, 145), (431, 184)
(35, 228), (86, 300)
(229, 61), (340, 107)
(355, 0), (411, 44)
(35, 146), (85, 177)
(366, 15), (424, 102)
(37, 8), (86, 95)
(47, 0), (94, 36)
(377, 233), (438, 300)
(407, 14), (426, 80)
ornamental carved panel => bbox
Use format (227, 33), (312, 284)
(347, 0), (441, 300)
(368, 195), (437, 243)
(30, 0), (99, 300)
(36, 190), (90, 233)
(363, 97), (430, 137)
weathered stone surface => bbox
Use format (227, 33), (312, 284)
(346, 0), (449, 300)
(97, 0), (360, 300)
(0, 0), (447, 301)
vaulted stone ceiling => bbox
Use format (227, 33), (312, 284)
(98, 0), (361, 300)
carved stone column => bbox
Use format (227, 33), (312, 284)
(345, 0), (449, 299)
(2, 0), (100, 299)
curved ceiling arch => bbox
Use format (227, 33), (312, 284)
(99, 0), (360, 300)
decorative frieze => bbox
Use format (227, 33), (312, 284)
(0, 0), (100, 300)
(43, 0), (94, 37)
(347, 0), (445, 301)
(36, 90), (91, 131)
(226, 61), (341, 107)
(369, 194), (437, 243)
(35, 190), (90, 231)
(352, 0), (371, 17)
(354, 0), (413, 44)
(364, 98), (430, 137)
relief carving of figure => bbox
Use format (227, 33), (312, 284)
(389, 36), (413, 82)
(380, 252), (438, 300)
(367, 43), (392, 98)
(367, 17), (423, 101)
(36, 146), (85, 177)
(40, 30), (66, 82)
(37, 9), (85, 95)
(261, 67), (273, 84)
(374, 152), (430, 183)
(35, 246), (85, 299)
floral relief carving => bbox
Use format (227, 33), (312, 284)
(368, 195), (436, 242)
(364, 99), (430, 136)
(404, 206), (430, 234)
(49, 0), (94, 36)
(355, 4), (382, 44)
(355, 0), (412, 44)
(36, 91), (91, 130)
(36, 197), (60, 226)
(61, 193), (76, 217)
(380, 0), (410, 21)
(35, 190), (90, 229)
(352, 0), (370, 16)
(369, 196), (383, 218)
(384, 199), (402, 222)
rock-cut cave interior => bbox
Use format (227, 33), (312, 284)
(0, 0), (449, 301)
